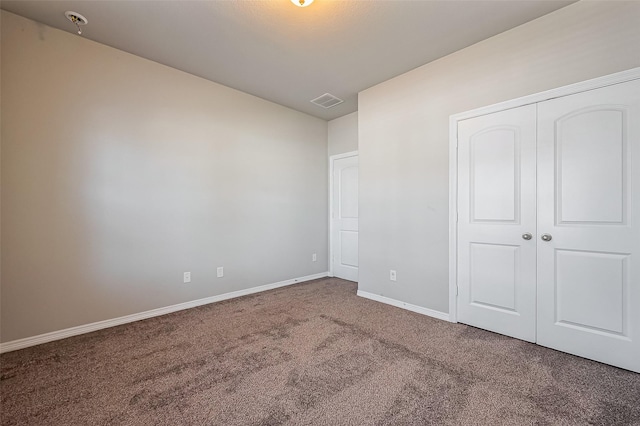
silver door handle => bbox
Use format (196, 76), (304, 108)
(522, 233), (532, 240)
(541, 234), (553, 242)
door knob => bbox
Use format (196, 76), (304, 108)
(541, 234), (553, 242)
(522, 233), (532, 240)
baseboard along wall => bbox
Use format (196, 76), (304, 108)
(357, 290), (450, 322)
(0, 272), (329, 354)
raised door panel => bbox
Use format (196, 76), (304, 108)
(471, 128), (520, 223)
(339, 166), (359, 219)
(555, 250), (628, 336)
(469, 243), (518, 313)
(556, 108), (626, 225)
(339, 231), (358, 268)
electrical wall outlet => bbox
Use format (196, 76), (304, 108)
(390, 270), (397, 282)
(312, 253), (317, 262)
(183, 272), (191, 283)
(217, 267), (224, 278)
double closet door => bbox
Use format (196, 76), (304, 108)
(457, 78), (640, 373)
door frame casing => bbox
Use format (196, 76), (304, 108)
(329, 150), (359, 278)
(448, 67), (640, 323)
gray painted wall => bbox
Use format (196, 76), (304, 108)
(358, 1), (640, 313)
(1, 11), (328, 342)
(328, 112), (358, 157)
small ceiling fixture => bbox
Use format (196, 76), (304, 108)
(311, 93), (344, 109)
(65, 11), (88, 35)
(291, 0), (314, 7)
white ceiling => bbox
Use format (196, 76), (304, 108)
(1, 0), (574, 120)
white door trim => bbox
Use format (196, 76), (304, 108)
(449, 66), (640, 323)
(329, 151), (359, 278)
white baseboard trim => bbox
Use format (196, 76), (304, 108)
(357, 290), (450, 322)
(0, 272), (329, 354)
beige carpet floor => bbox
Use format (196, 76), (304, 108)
(1, 278), (639, 425)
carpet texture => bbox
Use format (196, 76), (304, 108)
(1, 278), (639, 425)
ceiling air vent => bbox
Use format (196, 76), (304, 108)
(310, 93), (344, 109)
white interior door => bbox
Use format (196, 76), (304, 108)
(537, 79), (640, 373)
(457, 105), (538, 342)
(331, 154), (359, 282)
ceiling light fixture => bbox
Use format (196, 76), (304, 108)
(291, 0), (314, 7)
(65, 11), (88, 35)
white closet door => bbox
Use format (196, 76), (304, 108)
(457, 105), (537, 342)
(537, 79), (640, 373)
